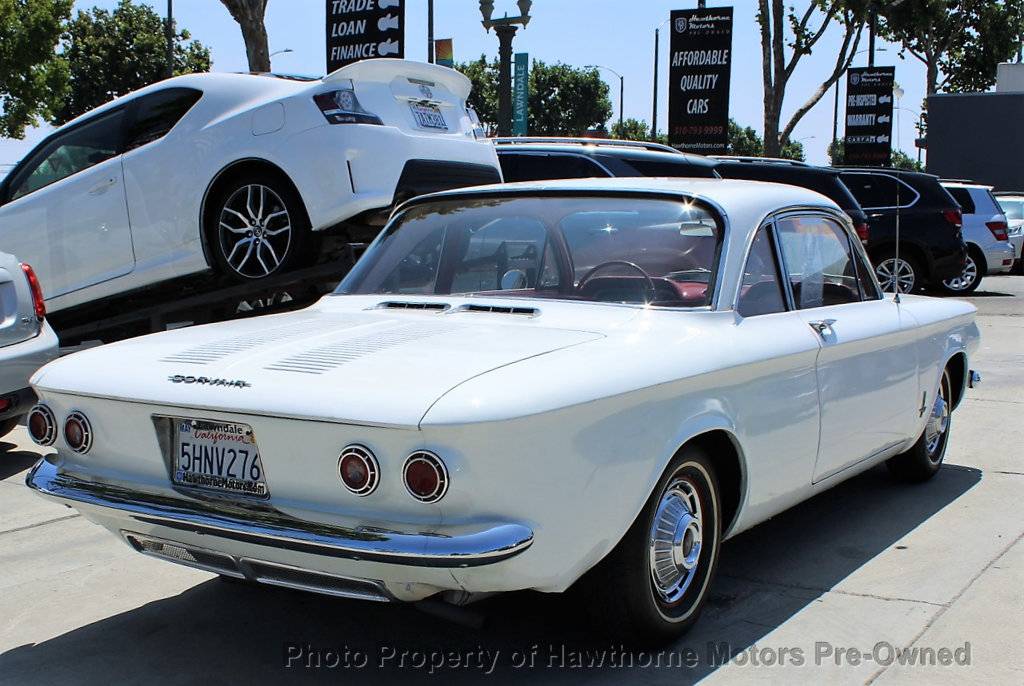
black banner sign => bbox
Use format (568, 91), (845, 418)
(325, 0), (404, 74)
(667, 7), (733, 153)
(843, 66), (895, 166)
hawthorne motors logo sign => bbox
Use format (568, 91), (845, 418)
(675, 17), (687, 32)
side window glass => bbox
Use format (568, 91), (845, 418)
(737, 228), (787, 317)
(125, 88), (202, 151)
(9, 109), (125, 200)
(852, 244), (881, 301)
(508, 154), (606, 182)
(776, 216), (861, 309)
(841, 173), (914, 209)
(946, 187), (975, 214)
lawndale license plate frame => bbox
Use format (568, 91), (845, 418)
(171, 418), (268, 498)
(410, 101), (447, 130)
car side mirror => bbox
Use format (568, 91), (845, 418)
(501, 269), (527, 290)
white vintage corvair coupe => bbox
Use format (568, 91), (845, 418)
(27, 178), (979, 641)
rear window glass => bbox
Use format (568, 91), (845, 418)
(945, 187), (975, 213)
(606, 157), (718, 179)
(997, 197), (1024, 220)
(840, 173), (916, 209)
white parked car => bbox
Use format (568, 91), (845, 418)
(0, 252), (59, 438)
(993, 191), (1024, 273)
(0, 60), (500, 314)
(26, 178), (979, 641)
(941, 181), (1016, 292)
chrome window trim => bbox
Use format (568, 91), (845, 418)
(840, 171), (921, 211)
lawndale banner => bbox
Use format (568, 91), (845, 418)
(325, 0), (405, 74)
(667, 7), (733, 153)
(513, 53), (529, 136)
(844, 66), (895, 165)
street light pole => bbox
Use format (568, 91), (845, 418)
(427, 0), (435, 64)
(652, 27), (659, 139)
(480, 2), (533, 137)
(165, 0), (174, 79)
(590, 65), (624, 135)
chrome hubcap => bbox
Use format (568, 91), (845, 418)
(218, 184), (291, 278)
(876, 258), (915, 293)
(943, 256), (978, 291)
(925, 378), (950, 459)
(649, 478), (703, 603)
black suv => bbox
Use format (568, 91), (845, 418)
(837, 168), (966, 293)
(495, 138), (719, 182)
(712, 157), (870, 241)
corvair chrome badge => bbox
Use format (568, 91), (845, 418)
(168, 375), (251, 388)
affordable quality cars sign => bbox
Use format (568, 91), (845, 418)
(667, 7), (733, 153)
(326, 0), (404, 74)
(844, 66), (895, 166)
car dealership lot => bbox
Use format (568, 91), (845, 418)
(1, 279), (1021, 685)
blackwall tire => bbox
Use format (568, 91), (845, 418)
(887, 369), (952, 483)
(580, 445), (721, 644)
(206, 172), (313, 282)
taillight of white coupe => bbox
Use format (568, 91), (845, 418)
(26, 178), (980, 642)
(0, 59), (500, 314)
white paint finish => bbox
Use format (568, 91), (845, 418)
(0, 64), (500, 313)
(25, 181), (982, 598)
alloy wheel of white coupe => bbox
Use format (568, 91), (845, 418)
(875, 257), (917, 294)
(218, 184), (293, 280)
(942, 255), (979, 293)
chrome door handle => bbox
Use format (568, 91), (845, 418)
(808, 319), (837, 336)
(88, 178), (117, 195)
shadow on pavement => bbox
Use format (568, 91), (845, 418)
(0, 440), (40, 481)
(0, 462), (981, 686)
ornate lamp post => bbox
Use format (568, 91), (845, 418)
(480, 1), (533, 136)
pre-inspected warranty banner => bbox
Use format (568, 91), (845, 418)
(326, 0), (404, 74)
(844, 66), (895, 165)
(667, 7), (733, 153)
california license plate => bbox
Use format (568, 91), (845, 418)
(172, 419), (268, 497)
(410, 102), (447, 130)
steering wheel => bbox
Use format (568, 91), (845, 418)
(576, 260), (657, 302)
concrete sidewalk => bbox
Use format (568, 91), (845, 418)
(1, 276), (1022, 685)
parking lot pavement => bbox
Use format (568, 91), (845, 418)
(1, 277), (1022, 686)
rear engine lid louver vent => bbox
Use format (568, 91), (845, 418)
(376, 301), (449, 312)
(458, 304), (539, 317)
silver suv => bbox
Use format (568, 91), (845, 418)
(993, 192), (1024, 274)
(941, 182), (1016, 293)
(1, 252), (59, 439)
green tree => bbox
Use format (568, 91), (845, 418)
(0, 0), (71, 138)
(757, 0), (870, 157)
(878, 0), (1024, 95)
(611, 118), (651, 141)
(56, 0), (210, 125)
(455, 57), (612, 136)
(727, 119), (805, 160)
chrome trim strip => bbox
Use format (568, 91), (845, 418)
(27, 459), (533, 568)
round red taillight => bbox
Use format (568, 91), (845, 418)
(27, 405), (57, 446)
(403, 451), (448, 503)
(338, 445), (378, 496)
(63, 412), (92, 454)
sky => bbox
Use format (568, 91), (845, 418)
(0, 0), (930, 167)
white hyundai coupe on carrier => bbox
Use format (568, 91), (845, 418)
(27, 178), (979, 642)
(0, 59), (499, 315)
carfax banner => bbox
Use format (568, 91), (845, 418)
(844, 66), (895, 166)
(667, 7), (733, 153)
(326, 0), (405, 74)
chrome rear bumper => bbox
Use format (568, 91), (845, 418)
(26, 458), (533, 568)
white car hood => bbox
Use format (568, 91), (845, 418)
(33, 305), (604, 427)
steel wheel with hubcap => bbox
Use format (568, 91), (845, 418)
(875, 256), (918, 294)
(941, 254), (981, 294)
(581, 446), (721, 643)
(207, 173), (313, 282)
(887, 368), (953, 482)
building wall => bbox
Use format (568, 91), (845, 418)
(927, 92), (1024, 191)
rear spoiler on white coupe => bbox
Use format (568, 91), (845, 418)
(325, 59), (472, 101)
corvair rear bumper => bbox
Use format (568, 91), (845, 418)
(26, 458), (534, 601)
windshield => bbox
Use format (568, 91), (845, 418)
(337, 194), (723, 307)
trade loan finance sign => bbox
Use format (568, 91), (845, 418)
(667, 7), (733, 153)
(326, 0), (404, 74)
(844, 66), (895, 165)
